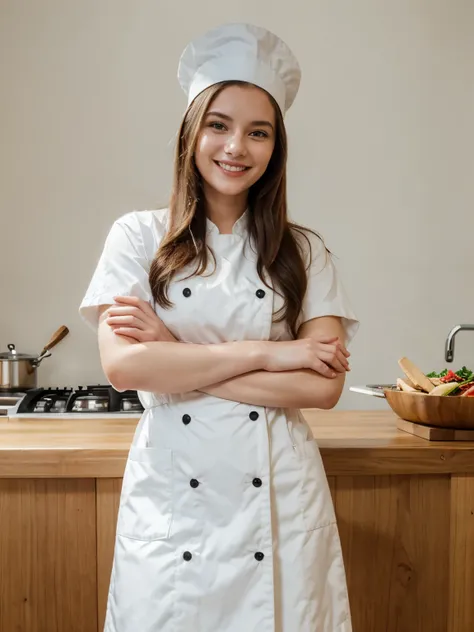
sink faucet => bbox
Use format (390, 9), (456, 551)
(445, 324), (474, 362)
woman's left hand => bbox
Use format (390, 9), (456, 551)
(106, 296), (178, 343)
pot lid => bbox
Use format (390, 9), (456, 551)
(0, 343), (37, 361)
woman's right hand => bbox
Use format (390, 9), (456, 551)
(106, 296), (178, 343)
(261, 337), (350, 378)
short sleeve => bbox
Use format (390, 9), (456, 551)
(79, 216), (152, 331)
(297, 230), (359, 344)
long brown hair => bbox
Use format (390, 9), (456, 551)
(149, 80), (328, 338)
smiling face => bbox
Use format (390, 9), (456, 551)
(194, 83), (277, 203)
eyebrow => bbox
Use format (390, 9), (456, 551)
(206, 111), (274, 131)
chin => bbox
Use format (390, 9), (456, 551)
(205, 178), (250, 197)
(215, 184), (250, 197)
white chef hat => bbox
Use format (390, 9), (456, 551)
(178, 23), (301, 115)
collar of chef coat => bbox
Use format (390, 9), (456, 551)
(206, 209), (249, 238)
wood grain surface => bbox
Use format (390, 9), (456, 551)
(2, 411), (474, 477)
(0, 479), (97, 632)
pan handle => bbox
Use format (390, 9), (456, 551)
(35, 325), (70, 364)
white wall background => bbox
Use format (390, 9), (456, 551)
(1, 0), (473, 409)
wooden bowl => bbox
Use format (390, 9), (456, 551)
(384, 388), (474, 429)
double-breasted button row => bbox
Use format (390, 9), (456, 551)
(190, 477), (262, 489)
(184, 411), (259, 424)
(185, 472), (263, 565)
(182, 288), (265, 299)
(190, 477), (261, 489)
(183, 551), (264, 562)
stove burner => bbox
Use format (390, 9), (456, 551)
(15, 385), (144, 414)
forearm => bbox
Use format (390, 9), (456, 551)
(106, 340), (265, 394)
(200, 369), (345, 410)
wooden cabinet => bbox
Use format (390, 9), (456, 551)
(0, 479), (97, 632)
(331, 475), (452, 632)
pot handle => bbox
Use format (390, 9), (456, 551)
(35, 325), (70, 365)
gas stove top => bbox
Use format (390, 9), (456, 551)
(0, 385), (144, 417)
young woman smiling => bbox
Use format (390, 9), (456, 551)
(80, 22), (359, 632)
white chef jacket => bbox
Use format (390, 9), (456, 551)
(79, 208), (359, 632)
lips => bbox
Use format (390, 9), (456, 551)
(214, 160), (251, 176)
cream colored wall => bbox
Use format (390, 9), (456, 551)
(1, 1), (473, 409)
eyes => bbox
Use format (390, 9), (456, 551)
(208, 121), (269, 139)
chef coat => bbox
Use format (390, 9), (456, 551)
(79, 208), (359, 632)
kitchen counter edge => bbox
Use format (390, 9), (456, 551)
(1, 410), (474, 478)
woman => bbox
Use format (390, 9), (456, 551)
(80, 22), (358, 632)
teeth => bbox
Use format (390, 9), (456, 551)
(218, 162), (247, 172)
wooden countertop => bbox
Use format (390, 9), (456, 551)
(1, 410), (474, 478)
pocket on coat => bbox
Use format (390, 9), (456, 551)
(116, 446), (173, 541)
(296, 436), (337, 532)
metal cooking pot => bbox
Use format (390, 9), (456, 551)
(0, 325), (69, 390)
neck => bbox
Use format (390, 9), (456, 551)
(203, 184), (248, 234)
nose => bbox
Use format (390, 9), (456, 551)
(224, 132), (247, 158)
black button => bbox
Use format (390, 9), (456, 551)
(183, 551), (192, 561)
(254, 552), (264, 561)
(256, 289), (265, 299)
(190, 479), (199, 488)
(252, 478), (262, 488)
(182, 414), (191, 425)
(249, 411), (259, 421)
(183, 288), (192, 297)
